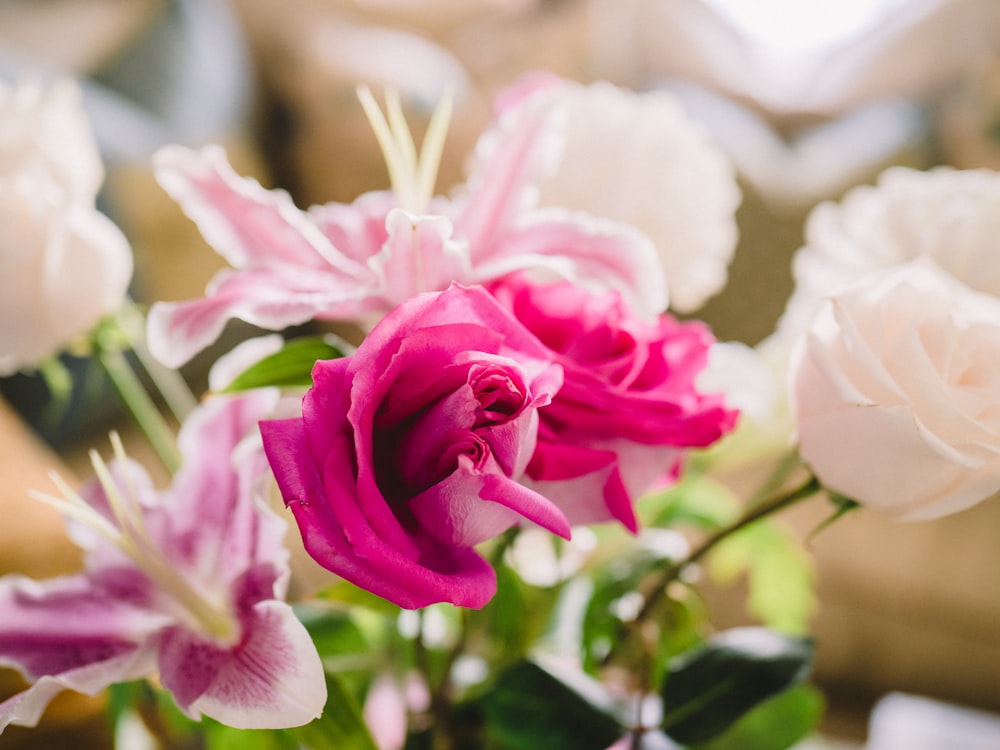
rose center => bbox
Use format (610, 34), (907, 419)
(469, 365), (526, 427)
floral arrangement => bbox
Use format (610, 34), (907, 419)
(1, 70), (998, 750)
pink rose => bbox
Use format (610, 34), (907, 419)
(490, 274), (738, 531)
(261, 284), (570, 609)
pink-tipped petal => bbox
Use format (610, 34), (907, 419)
(455, 91), (563, 254)
(154, 145), (369, 277)
(0, 574), (162, 732)
(147, 266), (376, 368)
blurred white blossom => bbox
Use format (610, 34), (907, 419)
(0, 80), (132, 375)
(765, 165), (1000, 364)
(490, 76), (741, 313)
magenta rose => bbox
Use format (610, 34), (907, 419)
(260, 284), (570, 609)
(490, 274), (738, 532)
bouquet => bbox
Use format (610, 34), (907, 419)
(1, 71), (998, 750)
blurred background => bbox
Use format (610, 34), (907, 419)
(2, 0), (1000, 747)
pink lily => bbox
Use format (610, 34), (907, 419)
(0, 391), (326, 732)
(147, 88), (666, 367)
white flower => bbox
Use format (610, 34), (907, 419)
(789, 259), (1000, 521)
(484, 75), (741, 313)
(768, 166), (1000, 359)
(0, 80), (132, 375)
(0, 80), (103, 202)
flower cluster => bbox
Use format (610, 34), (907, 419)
(3, 66), (1000, 750)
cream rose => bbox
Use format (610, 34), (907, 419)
(768, 166), (1000, 360)
(0, 80), (132, 375)
(0, 79), (104, 203)
(790, 259), (1000, 521)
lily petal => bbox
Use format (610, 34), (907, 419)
(472, 209), (668, 319)
(454, 88), (563, 255)
(370, 209), (472, 303)
(154, 145), (370, 276)
(0, 574), (163, 731)
(147, 146), (380, 366)
(147, 265), (377, 368)
(158, 600), (326, 729)
(167, 390), (287, 590)
(0, 647), (157, 731)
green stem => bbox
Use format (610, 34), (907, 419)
(669, 474), (820, 575)
(602, 474), (822, 668)
(97, 345), (181, 474)
(414, 610), (455, 750)
(116, 302), (198, 422)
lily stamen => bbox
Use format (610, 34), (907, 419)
(356, 85), (454, 215)
(31, 437), (239, 644)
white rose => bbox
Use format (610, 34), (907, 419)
(0, 80), (132, 375)
(0, 79), (104, 203)
(767, 166), (1000, 360)
(789, 259), (1000, 521)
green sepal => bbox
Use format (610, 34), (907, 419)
(660, 627), (814, 745)
(808, 491), (861, 541)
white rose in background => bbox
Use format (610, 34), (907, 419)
(767, 166), (1000, 359)
(0, 80), (104, 202)
(0, 80), (132, 375)
(790, 259), (1000, 521)
(490, 76), (741, 313)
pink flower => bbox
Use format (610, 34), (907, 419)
(147, 87), (664, 367)
(260, 284), (570, 609)
(0, 392), (326, 732)
(490, 274), (738, 531)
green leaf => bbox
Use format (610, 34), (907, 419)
(581, 550), (663, 672)
(297, 605), (369, 655)
(708, 520), (817, 634)
(220, 335), (347, 392)
(291, 672), (379, 750)
(204, 723), (298, 750)
(660, 627), (814, 745)
(692, 683), (825, 750)
(480, 659), (624, 750)
(649, 584), (711, 666)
